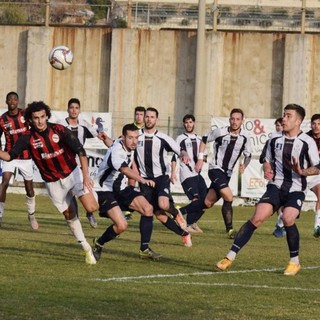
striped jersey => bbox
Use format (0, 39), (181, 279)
(266, 131), (320, 193)
(135, 129), (181, 178)
(8, 123), (85, 182)
(95, 140), (133, 192)
(57, 118), (97, 146)
(0, 108), (30, 159)
(205, 126), (252, 177)
(175, 132), (203, 183)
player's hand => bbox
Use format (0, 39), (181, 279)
(83, 176), (94, 192)
(141, 179), (155, 188)
(195, 159), (204, 173)
(264, 169), (274, 180)
(170, 172), (177, 184)
(239, 164), (245, 174)
(291, 156), (302, 175)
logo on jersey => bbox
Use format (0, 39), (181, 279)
(52, 134), (60, 143)
(32, 138), (44, 149)
(20, 116), (26, 123)
(138, 141), (144, 147)
(275, 142), (283, 150)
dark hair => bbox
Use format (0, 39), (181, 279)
(275, 117), (283, 125)
(134, 106), (146, 114)
(6, 91), (19, 100)
(284, 104), (305, 121)
(183, 114), (195, 122)
(68, 98), (80, 108)
(25, 101), (51, 122)
(122, 123), (139, 135)
(146, 107), (158, 118)
(230, 108), (244, 118)
(311, 114), (320, 122)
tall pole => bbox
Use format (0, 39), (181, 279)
(45, 0), (50, 27)
(194, 0), (207, 135)
(301, 0), (306, 34)
(127, 0), (132, 28)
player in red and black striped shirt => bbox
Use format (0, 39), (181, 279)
(0, 92), (38, 229)
(0, 101), (98, 264)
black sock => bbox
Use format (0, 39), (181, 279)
(98, 225), (118, 245)
(231, 220), (257, 254)
(140, 216), (153, 251)
(222, 201), (233, 231)
(285, 224), (299, 258)
(186, 210), (205, 225)
(180, 199), (206, 216)
(167, 202), (178, 217)
(162, 217), (188, 236)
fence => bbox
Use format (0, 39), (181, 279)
(1, 1), (320, 33)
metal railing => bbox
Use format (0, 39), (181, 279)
(0, 1), (319, 33)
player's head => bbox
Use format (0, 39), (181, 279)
(274, 117), (283, 132)
(311, 113), (320, 136)
(183, 114), (195, 133)
(5, 91), (19, 111)
(134, 106), (146, 128)
(122, 123), (139, 150)
(282, 104), (305, 132)
(284, 104), (305, 121)
(229, 108), (244, 132)
(67, 98), (81, 119)
(25, 101), (51, 132)
(145, 107), (158, 130)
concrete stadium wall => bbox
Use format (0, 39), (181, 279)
(0, 25), (319, 138)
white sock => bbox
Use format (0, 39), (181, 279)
(0, 202), (4, 218)
(26, 195), (36, 215)
(277, 209), (284, 228)
(226, 250), (237, 261)
(315, 209), (320, 227)
(66, 217), (90, 251)
(290, 256), (300, 265)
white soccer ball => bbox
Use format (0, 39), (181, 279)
(49, 45), (73, 70)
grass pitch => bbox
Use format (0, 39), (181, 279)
(0, 193), (319, 320)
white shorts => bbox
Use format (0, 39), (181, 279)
(45, 167), (90, 213)
(307, 175), (320, 190)
(1, 159), (34, 180)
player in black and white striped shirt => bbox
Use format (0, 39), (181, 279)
(171, 114), (208, 233)
(134, 107), (193, 247)
(216, 104), (320, 276)
(180, 108), (252, 239)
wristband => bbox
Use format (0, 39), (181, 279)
(198, 152), (204, 160)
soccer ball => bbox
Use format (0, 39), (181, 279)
(49, 45), (73, 70)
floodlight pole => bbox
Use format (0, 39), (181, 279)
(194, 0), (207, 135)
(45, 0), (50, 27)
(301, 0), (306, 34)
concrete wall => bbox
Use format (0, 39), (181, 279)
(0, 25), (319, 138)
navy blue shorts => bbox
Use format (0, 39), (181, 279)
(139, 175), (173, 211)
(181, 175), (207, 201)
(97, 186), (141, 216)
(258, 184), (305, 212)
(208, 168), (231, 197)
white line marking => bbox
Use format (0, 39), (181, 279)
(140, 281), (320, 292)
(94, 265), (320, 283)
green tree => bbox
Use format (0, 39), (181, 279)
(88, 0), (111, 20)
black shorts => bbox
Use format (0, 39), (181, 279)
(181, 175), (207, 201)
(208, 168), (230, 196)
(139, 175), (173, 211)
(97, 186), (141, 217)
(258, 184), (305, 212)
(97, 191), (119, 217)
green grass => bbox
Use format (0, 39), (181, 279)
(0, 193), (319, 320)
